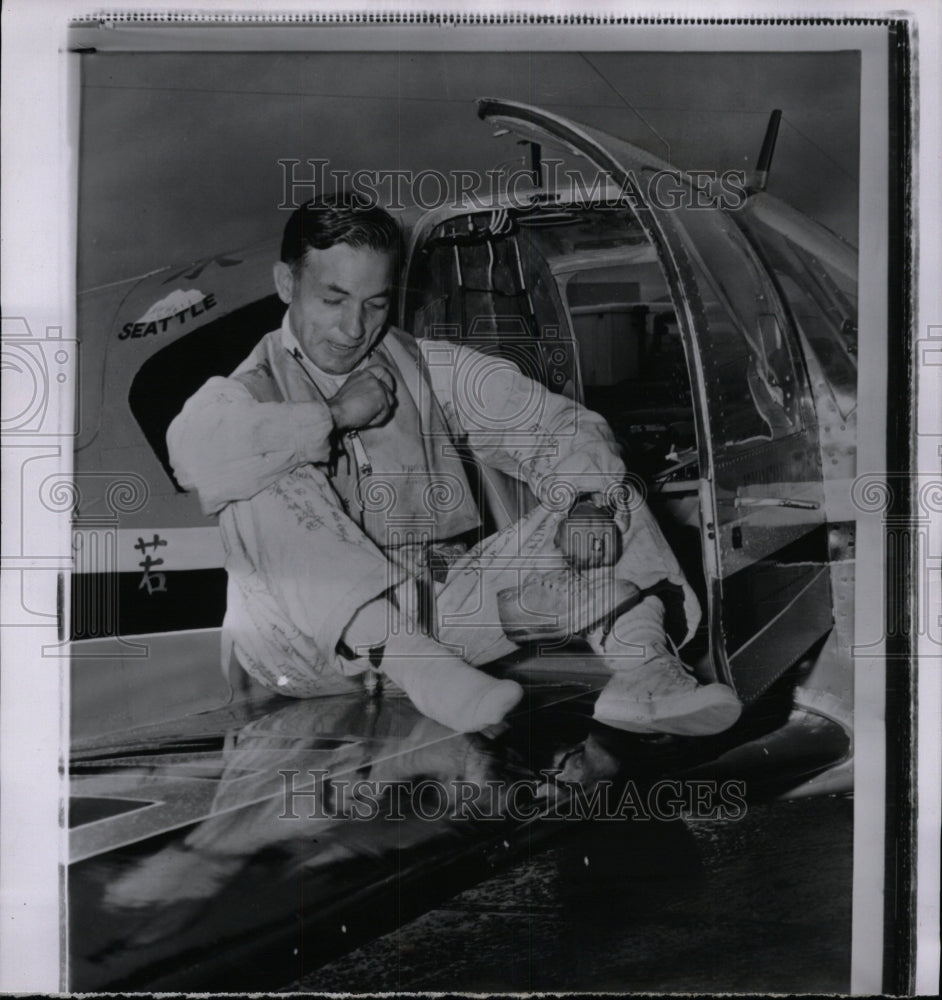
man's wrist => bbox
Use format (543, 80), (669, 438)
(325, 395), (346, 431)
(570, 492), (615, 517)
(293, 399), (342, 465)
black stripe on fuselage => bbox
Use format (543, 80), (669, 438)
(70, 569), (227, 640)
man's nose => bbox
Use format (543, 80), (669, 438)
(338, 303), (367, 342)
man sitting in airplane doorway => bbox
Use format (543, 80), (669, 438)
(167, 193), (741, 736)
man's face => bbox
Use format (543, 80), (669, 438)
(274, 242), (395, 375)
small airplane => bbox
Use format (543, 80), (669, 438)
(68, 98), (858, 989)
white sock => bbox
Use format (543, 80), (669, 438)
(587, 595), (668, 663)
(343, 597), (523, 733)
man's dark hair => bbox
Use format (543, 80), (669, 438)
(280, 191), (402, 275)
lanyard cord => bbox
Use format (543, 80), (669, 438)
(286, 345), (373, 488)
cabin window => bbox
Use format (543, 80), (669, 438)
(406, 208), (699, 484)
(405, 212), (576, 397)
(742, 221), (857, 420)
(670, 206), (806, 449)
(563, 257), (697, 483)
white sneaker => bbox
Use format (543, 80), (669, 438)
(589, 595), (741, 736)
(593, 639), (741, 735)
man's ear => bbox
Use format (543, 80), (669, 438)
(273, 261), (295, 305)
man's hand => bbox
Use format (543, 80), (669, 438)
(327, 365), (397, 431)
(555, 498), (622, 569)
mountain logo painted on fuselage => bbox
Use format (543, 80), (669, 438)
(119, 288), (217, 340)
(161, 253), (243, 284)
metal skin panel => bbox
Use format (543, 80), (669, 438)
(733, 214), (858, 716)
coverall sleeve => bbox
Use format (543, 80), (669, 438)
(166, 376), (336, 515)
(420, 340), (628, 507)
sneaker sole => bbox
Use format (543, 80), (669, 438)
(592, 690), (742, 737)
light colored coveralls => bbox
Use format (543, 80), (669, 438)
(167, 314), (699, 697)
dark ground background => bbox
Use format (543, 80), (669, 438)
(288, 795), (852, 993)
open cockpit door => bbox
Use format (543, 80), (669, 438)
(477, 98), (834, 701)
